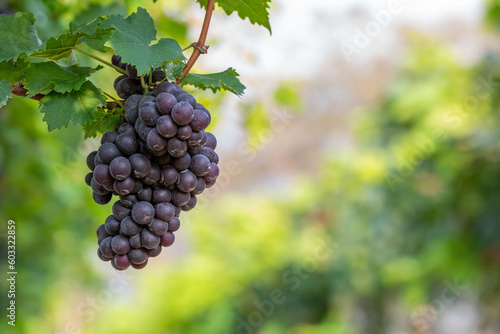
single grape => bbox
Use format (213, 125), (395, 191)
(177, 125), (192, 140)
(86, 151), (97, 171)
(97, 143), (122, 165)
(156, 81), (178, 95)
(201, 147), (219, 164)
(109, 156), (132, 180)
(118, 123), (136, 136)
(187, 146), (202, 156)
(85, 172), (93, 186)
(175, 92), (197, 108)
(156, 93), (177, 115)
(128, 248), (148, 264)
(139, 95), (155, 108)
(116, 77), (144, 99)
(143, 162), (161, 185)
(114, 176), (136, 195)
(171, 101), (194, 125)
(139, 102), (161, 126)
(181, 195), (197, 211)
(147, 218), (169, 236)
(206, 132), (217, 150)
(190, 108), (210, 131)
(191, 177), (206, 195)
(186, 131), (204, 148)
(147, 128), (167, 151)
(189, 154), (211, 176)
(93, 164), (114, 190)
(160, 232), (175, 247)
(91, 178), (109, 196)
(101, 131), (118, 144)
(168, 217), (180, 232)
(137, 187), (153, 202)
(167, 137), (187, 157)
(99, 236), (114, 258)
(154, 202), (176, 222)
(172, 153), (191, 171)
(161, 166), (178, 186)
(132, 179), (143, 194)
(136, 121), (154, 142)
(93, 192), (113, 205)
(131, 260), (148, 269)
(171, 189), (191, 207)
(97, 249), (112, 262)
(113, 75), (127, 90)
(174, 205), (181, 217)
(97, 224), (111, 245)
(112, 200), (131, 220)
(120, 216), (142, 236)
(151, 68), (166, 82)
(124, 94), (142, 124)
(105, 215), (121, 236)
(111, 235), (131, 255)
(156, 115), (178, 138)
(146, 245), (162, 258)
(114, 254), (131, 270)
(119, 194), (138, 208)
(152, 188), (171, 204)
(202, 162), (219, 182)
(205, 179), (216, 188)
(129, 153), (152, 178)
(141, 229), (160, 249)
(129, 233), (142, 249)
(177, 170), (197, 193)
(131, 201), (155, 225)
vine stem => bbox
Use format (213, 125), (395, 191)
(100, 90), (124, 108)
(10, 84), (121, 109)
(176, 0), (215, 84)
(74, 47), (127, 75)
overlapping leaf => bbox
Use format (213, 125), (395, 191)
(197, 0), (272, 33)
(100, 7), (185, 75)
(24, 62), (102, 97)
(182, 68), (246, 96)
(0, 80), (12, 107)
(0, 59), (29, 83)
(39, 81), (106, 131)
(31, 18), (114, 60)
(0, 12), (41, 61)
(83, 109), (121, 138)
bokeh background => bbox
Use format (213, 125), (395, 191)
(1, 0), (500, 333)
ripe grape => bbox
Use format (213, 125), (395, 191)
(171, 101), (194, 125)
(109, 156), (132, 180)
(131, 201), (155, 225)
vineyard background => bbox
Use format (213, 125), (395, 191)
(1, 0), (500, 333)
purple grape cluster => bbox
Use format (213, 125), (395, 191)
(85, 78), (219, 270)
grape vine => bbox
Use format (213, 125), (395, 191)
(0, 0), (271, 270)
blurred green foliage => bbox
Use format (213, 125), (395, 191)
(1, 1), (500, 334)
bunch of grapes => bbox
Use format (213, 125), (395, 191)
(85, 57), (220, 270)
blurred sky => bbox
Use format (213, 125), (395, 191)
(180, 0), (489, 193)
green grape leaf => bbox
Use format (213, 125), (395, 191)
(83, 109), (121, 138)
(31, 18), (114, 60)
(164, 62), (185, 82)
(181, 68), (246, 96)
(24, 62), (102, 97)
(30, 33), (81, 60)
(0, 12), (42, 61)
(101, 7), (186, 75)
(0, 80), (13, 107)
(39, 81), (106, 131)
(197, 0), (272, 33)
(0, 58), (29, 83)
